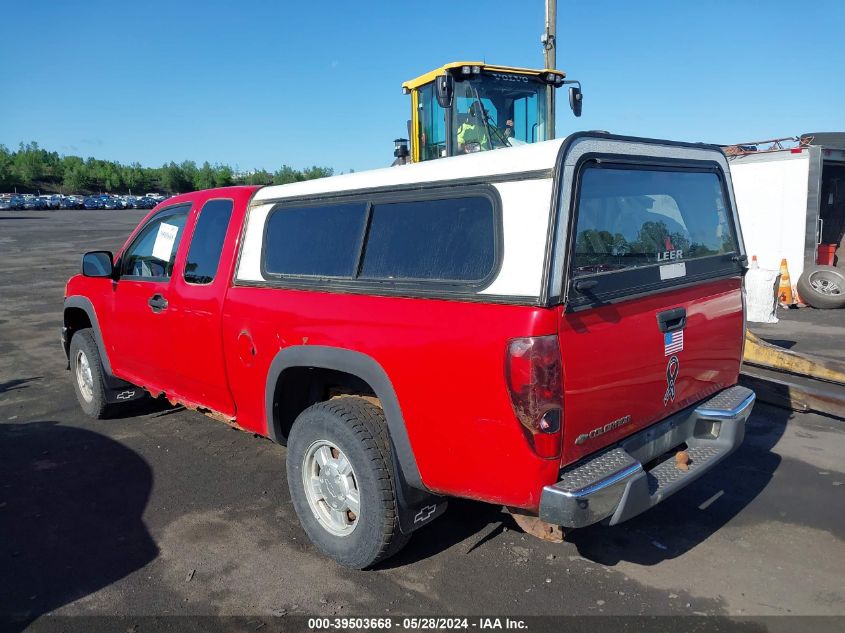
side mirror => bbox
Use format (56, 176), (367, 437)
(435, 74), (454, 109)
(569, 85), (583, 117)
(82, 251), (114, 277)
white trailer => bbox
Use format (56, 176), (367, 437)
(728, 134), (845, 308)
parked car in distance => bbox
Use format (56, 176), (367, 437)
(1, 195), (24, 209)
(134, 196), (156, 209)
(102, 197), (121, 210)
(63, 133), (755, 569)
(83, 196), (103, 210)
(61, 195), (84, 209)
(0, 196), (14, 210)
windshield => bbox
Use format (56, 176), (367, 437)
(452, 73), (548, 155)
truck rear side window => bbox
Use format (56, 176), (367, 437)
(264, 203), (368, 277)
(572, 166), (736, 276)
(184, 199), (233, 285)
(360, 196), (496, 282)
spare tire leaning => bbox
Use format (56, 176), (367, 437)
(797, 265), (845, 309)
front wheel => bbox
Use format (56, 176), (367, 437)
(69, 328), (110, 418)
(286, 397), (409, 569)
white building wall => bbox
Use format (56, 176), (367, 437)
(729, 153), (810, 284)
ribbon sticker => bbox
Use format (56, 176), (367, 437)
(664, 355), (680, 405)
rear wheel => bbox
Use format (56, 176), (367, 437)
(286, 396), (409, 569)
(69, 328), (110, 418)
(797, 265), (845, 309)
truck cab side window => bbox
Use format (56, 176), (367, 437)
(121, 208), (189, 280)
(184, 199), (233, 285)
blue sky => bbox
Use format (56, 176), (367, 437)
(1, 0), (842, 173)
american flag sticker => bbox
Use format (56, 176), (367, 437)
(664, 330), (684, 355)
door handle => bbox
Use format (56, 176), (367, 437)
(656, 307), (686, 333)
(148, 294), (168, 313)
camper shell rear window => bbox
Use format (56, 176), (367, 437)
(567, 161), (742, 307)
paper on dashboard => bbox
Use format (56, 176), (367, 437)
(152, 222), (179, 261)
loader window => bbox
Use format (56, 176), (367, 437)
(448, 74), (548, 155)
(418, 84), (447, 161)
(570, 164), (738, 290)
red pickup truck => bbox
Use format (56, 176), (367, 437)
(63, 133), (755, 568)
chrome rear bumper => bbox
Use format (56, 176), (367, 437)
(539, 385), (755, 528)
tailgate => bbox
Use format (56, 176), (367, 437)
(550, 138), (747, 467)
(558, 278), (744, 465)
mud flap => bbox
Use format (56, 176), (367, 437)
(391, 454), (448, 535)
(102, 373), (146, 405)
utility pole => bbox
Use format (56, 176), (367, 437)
(542, 0), (557, 139)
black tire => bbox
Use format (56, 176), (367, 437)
(69, 328), (111, 418)
(797, 265), (845, 309)
(286, 396), (409, 569)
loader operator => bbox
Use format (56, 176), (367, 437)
(457, 103), (491, 153)
(458, 102), (517, 153)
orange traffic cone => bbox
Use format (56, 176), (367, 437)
(778, 258), (794, 306)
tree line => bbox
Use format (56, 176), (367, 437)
(0, 142), (337, 195)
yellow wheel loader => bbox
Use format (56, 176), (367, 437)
(393, 61), (581, 164)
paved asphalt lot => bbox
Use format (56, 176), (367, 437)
(1, 210), (844, 628)
(750, 306), (845, 362)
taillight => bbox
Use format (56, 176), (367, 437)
(505, 335), (563, 459)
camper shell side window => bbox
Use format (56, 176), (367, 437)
(258, 185), (503, 295)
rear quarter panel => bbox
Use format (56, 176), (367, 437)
(222, 289), (562, 509)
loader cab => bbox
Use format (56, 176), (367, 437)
(402, 62), (579, 163)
